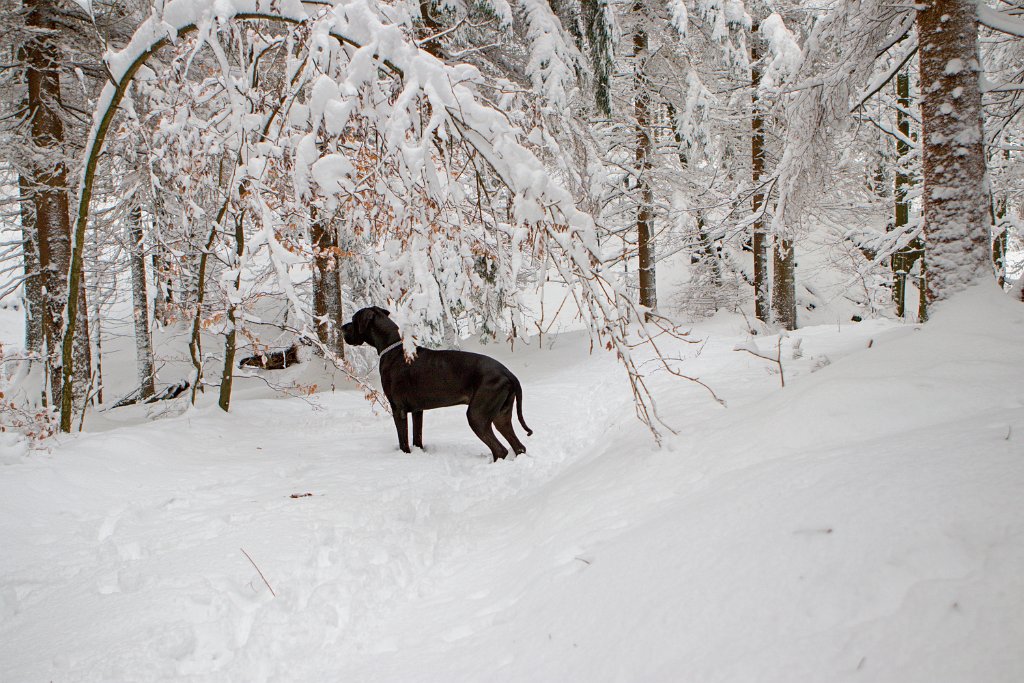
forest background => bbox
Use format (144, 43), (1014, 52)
(0, 0), (1021, 437)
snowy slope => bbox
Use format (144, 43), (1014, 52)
(2, 285), (1023, 682)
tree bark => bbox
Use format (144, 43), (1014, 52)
(25, 0), (71, 407)
(697, 213), (722, 289)
(310, 209), (345, 358)
(416, 0), (444, 58)
(891, 70), (926, 318)
(634, 11), (656, 319)
(90, 289), (103, 406)
(990, 150), (1009, 290)
(916, 0), (989, 305)
(128, 205), (156, 400)
(24, 0), (93, 422)
(18, 174), (44, 355)
(750, 19), (770, 323)
(73, 267), (93, 411)
(582, 0), (613, 115)
(218, 209), (245, 413)
(151, 246), (176, 326)
(771, 239), (796, 329)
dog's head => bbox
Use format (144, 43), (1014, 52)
(342, 306), (393, 346)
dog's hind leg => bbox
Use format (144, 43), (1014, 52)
(494, 409), (526, 456)
(412, 411), (424, 449)
(467, 404), (508, 462)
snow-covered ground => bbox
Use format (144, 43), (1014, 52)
(2, 284), (1023, 682)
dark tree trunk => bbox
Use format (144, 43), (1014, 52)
(25, 0), (71, 407)
(191, 165), (236, 405)
(73, 277), (92, 410)
(24, 0), (94, 414)
(189, 228), (215, 405)
(771, 239), (796, 329)
(891, 70), (926, 318)
(416, 0), (443, 58)
(582, 0), (614, 115)
(750, 19), (770, 323)
(697, 213), (722, 289)
(634, 12), (656, 319)
(916, 0), (989, 306)
(218, 210), (245, 412)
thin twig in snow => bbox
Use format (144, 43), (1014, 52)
(735, 336), (786, 388)
(240, 547), (276, 597)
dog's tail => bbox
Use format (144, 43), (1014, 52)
(512, 375), (533, 436)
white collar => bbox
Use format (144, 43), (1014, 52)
(378, 341), (403, 359)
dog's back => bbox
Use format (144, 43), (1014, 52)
(380, 348), (512, 409)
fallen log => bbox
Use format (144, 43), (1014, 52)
(238, 344), (300, 370)
(144, 380), (190, 404)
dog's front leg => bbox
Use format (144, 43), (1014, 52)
(391, 405), (411, 453)
(412, 411), (424, 450)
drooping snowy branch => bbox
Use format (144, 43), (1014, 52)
(758, 13), (801, 92)
(771, 1), (915, 236)
(59, 0), (694, 436)
(978, 4), (1024, 37)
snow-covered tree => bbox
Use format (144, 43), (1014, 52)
(53, 0), (701, 433)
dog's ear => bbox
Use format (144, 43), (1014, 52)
(371, 306), (391, 318)
(354, 309), (373, 337)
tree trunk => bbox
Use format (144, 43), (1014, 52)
(668, 103), (721, 296)
(416, 0), (444, 58)
(25, 0), (71, 407)
(218, 210), (245, 413)
(890, 69), (926, 318)
(25, 0), (93, 422)
(697, 213), (722, 289)
(991, 201), (1007, 290)
(991, 150), (1009, 290)
(18, 174), (44, 355)
(916, 0), (989, 305)
(90, 290), (103, 406)
(582, 0), (614, 116)
(73, 272), (93, 411)
(634, 12), (656, 319)
(310, 209), (345, 358)
(189, 228), (215, 405)
(151, 246), (176, 326)
(191, 162), (238, 405)
(128, 205), (157, 400)
(750, 19), (770, 323)
(771, 239), (796, 329)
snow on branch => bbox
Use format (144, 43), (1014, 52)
(60, 0), (701, 437)
(516, 0), (585, 108)
(758, 13), (802, 91)
(771, 1), (915, 237)
(850, 37), (918, 113)
(844, 219), (923, 264)
(978, 4), (1024, 37)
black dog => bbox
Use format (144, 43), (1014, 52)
(341, 307), (532, 461)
